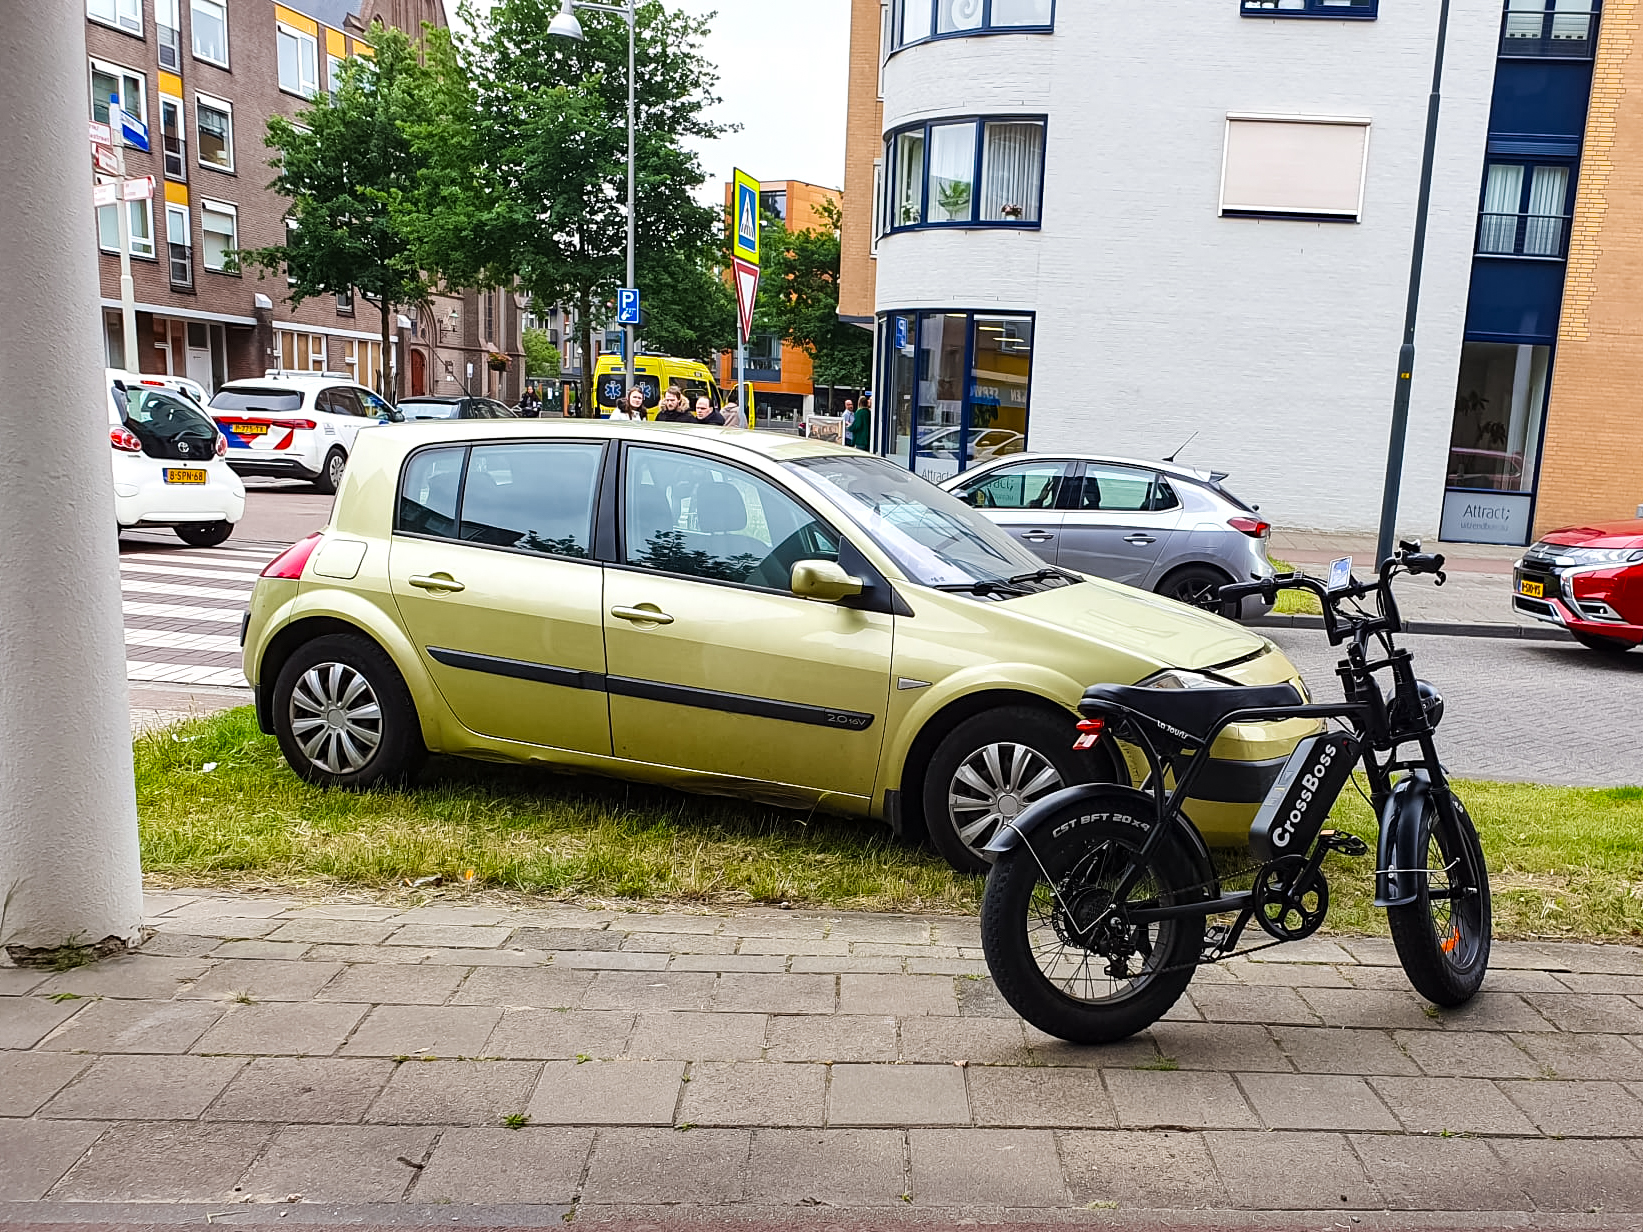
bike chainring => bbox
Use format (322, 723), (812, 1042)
(1252, 856), (1330, 942)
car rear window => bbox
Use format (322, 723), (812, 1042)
(399, 400), (463, 420)
(211, 388), (303, 413)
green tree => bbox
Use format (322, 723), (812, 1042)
(241, 23), (469, 399)
(454, 0), (731, 415)
(756, 199), (872, 410)
(520, 326), (562, 378)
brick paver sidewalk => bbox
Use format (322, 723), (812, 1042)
(3, 892), (1642, 1222)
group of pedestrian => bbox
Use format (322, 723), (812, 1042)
(611, 383), (745, 428)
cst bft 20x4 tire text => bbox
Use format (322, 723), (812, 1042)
(272, 633), (425, 789)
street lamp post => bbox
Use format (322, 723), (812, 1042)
(1375, 0), (1454, 566)
(551, 0), (638, 412)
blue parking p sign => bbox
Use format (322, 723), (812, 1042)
(616, 288), (641, 326)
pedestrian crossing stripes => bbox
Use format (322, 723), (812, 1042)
(120, 536), (286, 689)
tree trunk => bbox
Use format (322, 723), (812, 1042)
(379, 297), (394, 402)
(577, 288), (595, 418)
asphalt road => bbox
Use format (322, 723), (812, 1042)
(1265, 626), (1640, 788)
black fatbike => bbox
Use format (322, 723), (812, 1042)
(979, 541), (1492, 1044)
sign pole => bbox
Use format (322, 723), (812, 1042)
(113, 106), (137, 371)
(731, 169), (761, 425)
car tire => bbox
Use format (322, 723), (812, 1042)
(313, 448), (347, 496)
(175, 521), (234, 548)
(1157, 564), (1234, 615)
(921, 705), (1116, 875)
(1572, 631), (1636, 656)
(272, 632), (425, 789)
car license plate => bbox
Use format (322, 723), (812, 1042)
(231, 423), (269, 436)
(1518, 578), (1545, 599)
(164, 468), (207, 485)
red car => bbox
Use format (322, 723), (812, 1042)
(1514, 519), (1643, 654)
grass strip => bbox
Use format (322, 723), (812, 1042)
(137, 709), (1642, 941)
(1268, 557), (1323, 616)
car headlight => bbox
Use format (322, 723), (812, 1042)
(1137, 668), (1235, 690)
(1533, 545), (1643, 566)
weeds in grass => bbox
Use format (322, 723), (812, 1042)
(1136, 1057), (1180, 1071)
(501, 1113), (530, 1130)
(230, 991), (255, 1005)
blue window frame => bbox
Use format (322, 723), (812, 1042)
(884, 116), (1047, 232)
(891, 0), (1054, 49)
(1499, 0), (1600, 59)
(1476, 160), (1575, 258)
(1241, 0), (1378, 18)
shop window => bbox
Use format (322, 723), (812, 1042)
(1441, 342), (1548, 545)
(884, 117), (1046, 230)
(196, 95), (233, 171)
(1221, 115), (1369, 220)
(1241, 0), (1377, 16)
(191, 0), (229, 68)
(892, 0), (1054, 49)
(1477, 162), (1571, 257)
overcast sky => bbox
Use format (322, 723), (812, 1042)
(448, 1), (852, 201)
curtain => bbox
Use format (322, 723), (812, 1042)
(893, 131), (925, 227)
(928, 124), (977, 222)
(1524, 165), (1568, 255)
(1479, 164), (1524, 253)
(981, 123), (1044, 222)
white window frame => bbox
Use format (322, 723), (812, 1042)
(190, 0), (230, 68)
(165, 203), (192, 285)
(195, 93), (234, 173)
(97, 198), (155, 260)
(89, 58), (147, 128)
(871, 157), (885, 254)
(159, 94), (186, 180)
(1219, 113), (1373, 221)
(277, 23), (321, 99)
(200, 198), (238, 273)
(156, 0), (182, 67)
(328, 54), (346, 98)
(88, 0), (142, 35)
(284, 217), (299, 285)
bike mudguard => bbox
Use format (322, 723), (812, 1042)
(983, 783), (1217, 889)
(1375, 771), (1432, 908)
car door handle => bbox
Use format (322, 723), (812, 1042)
(610, 605), (675, 626)
(1124, 534), (1157, 546)
(408, 573), (465, 593)
(1021, 532), (1056, 543)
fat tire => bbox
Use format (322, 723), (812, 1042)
(981, 792), (1205, 1044)
(313, 448), (347, 496)
(175, 521), (234, 548)
(1572, 631), (1636, 656)
(1387, 793), (1491, 1007)
(272, 632), (425, 789)
(921, 705), (1114, 875)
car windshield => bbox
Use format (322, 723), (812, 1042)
(786, 453), (1055, 589)
(210, 388), (303, 413)
(398, 399), (464, 420)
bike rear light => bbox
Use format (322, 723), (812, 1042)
(261, 532), (322, 580)
(110, 426), (143, 453)
(1073, 717), (1105, 750)
(1228, 516), (1270, 539)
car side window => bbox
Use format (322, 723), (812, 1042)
(954, 460), (1068, 510)
(356, 389), (395, 421)
(1071, 465), (1159, 513)
(623, 446), (839, 589)
(459, 442), (603, 559)
(1152, 476), (1181, 512)
(397, 446), (465, 539)
(324, 387), (362, 417)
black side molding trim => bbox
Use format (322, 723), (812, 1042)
(607, 675), (875, 731)
(427, 647), (606, 692)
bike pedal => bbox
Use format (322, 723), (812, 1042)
(1202, 924), (1233, 958)
(1318, 829), (1370, 857)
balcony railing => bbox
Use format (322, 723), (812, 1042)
(169, 243), (193, 288)
(1476, 211), (1570, 257)
(1500, 3), (1598, 57)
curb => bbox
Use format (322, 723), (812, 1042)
(1251, 613), (1568, 641)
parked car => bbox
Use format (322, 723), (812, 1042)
(108, 369), (244, 547)
(942, 453), (1276, 618)
(110, 368), (210, 408)
(1513, 519), (1643, 654)
(209, 373), (401, 495)
(397, 395), (519, 422)
(243, 421), (1316, 873)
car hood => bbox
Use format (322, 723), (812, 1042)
(955, 575), (1272, 673)
(1540, 519), (1643, 550)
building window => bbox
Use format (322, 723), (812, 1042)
(284, 217), (299, 284)
(278, 24), (319, 98)
(1440, 341), (1549, 544)
(884, 116), (1046, 230)
(276, 330), (327, 373)
(157, 0), (182, 68)
(1477, 162), (1571, 257)
(97, 199), (155, 259)
(1241, 0), (1378, 17)
(342, 339), (384, 391)
(337, 287), (354, 313)
(485, 292), (496, 342)
(196, 95), (233, 171)
(90, 60), (146, 128)
(1220, 115), (1370, 221)
(191, 0), (228, 67)
(166, 204), (192, 287)
(892, 0), (1054, 49)
(88, 0), (142, 35)
(877, 310), (1034, 478)
(160, 96), (186, 179)
(1500, 0), (1598, 57)
(327, 54), (346, 98)
(200, 199), (237, 272)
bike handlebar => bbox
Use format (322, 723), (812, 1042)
(1217, 546), (1447, 645)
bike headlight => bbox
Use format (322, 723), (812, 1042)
(1137, 668), (1234, 690)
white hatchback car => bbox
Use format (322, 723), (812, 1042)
(209, 373), (400, 494)
(109, 370), (245, 547)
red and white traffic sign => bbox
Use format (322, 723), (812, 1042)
(93, 144), (120, 175)
(732, 257), (761, 343)
(88, 120), (111, 146)
(120, 175), (155, 202)
(92, 181), (118, 207)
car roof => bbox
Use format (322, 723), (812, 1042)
(399, 395), (465, 403)
(367, 418), (853, 463)
(951, 451), (1223, 486)
(218, 375), (371, 392)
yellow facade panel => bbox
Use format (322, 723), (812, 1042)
(158, 71), (183, 97)
(326, 28), (346, 57)
(273, 4), (318, 35)
(164, 181), (189, 207)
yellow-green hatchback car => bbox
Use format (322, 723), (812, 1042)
(244, 421), (1314, 872)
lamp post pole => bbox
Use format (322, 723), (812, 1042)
(1376, 0), (1453, 566)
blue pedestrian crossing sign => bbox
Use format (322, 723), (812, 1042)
(616, 287), (641, 326)
(733, 168), (761, 266)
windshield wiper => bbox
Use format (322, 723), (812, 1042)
(1008, 567), (1079, 587)
(933, 580), (1032, 599)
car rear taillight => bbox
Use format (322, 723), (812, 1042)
(215, 432), (228, 457)
(269, 419), (317, 431)
(261, 532), (322, 580)
(110, 426), (143, 453)
(1229, 516), (1270, 539)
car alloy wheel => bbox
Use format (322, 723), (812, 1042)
(328, 451), (348, 490)
(289, 662), (383, 774)
(948, 742), (1064, 852)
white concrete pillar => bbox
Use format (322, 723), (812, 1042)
(0, 1), (144, 957)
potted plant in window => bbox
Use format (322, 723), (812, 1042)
(937, 181), (972, 221)
(1000, 203), (1025, 220)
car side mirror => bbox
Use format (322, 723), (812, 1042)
(791, 559), (864, 604)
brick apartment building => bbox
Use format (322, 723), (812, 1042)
(87, 0), (524, 402)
